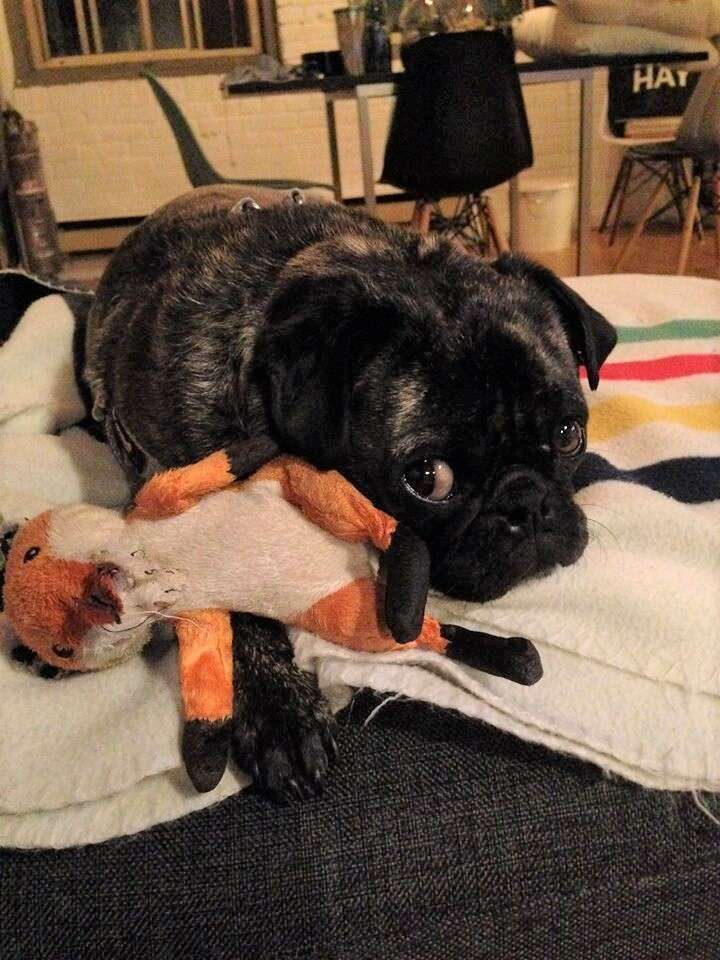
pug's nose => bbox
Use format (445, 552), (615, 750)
(493, 469), (552, 532)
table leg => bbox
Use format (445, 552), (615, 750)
(577, 73), (594, 275)
(509, 176), (520, 252)
(356, 94), (377, 214)
(324, 95), (343, 203)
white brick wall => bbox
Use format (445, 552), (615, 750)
(1, 0), (618, 226)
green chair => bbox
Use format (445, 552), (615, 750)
(141, 69), (333, 193)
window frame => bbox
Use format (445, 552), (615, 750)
(8, 0), (279, 85)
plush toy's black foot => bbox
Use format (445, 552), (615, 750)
(230, 613), (337, 803)
(182, 718), (233, 793)
(11, 644), (70, 680)
(382, 523), (431, 644)
(441, 624), (543, 686)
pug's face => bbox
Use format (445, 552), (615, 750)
(349, 330), (589, 600)
(258, 241), (616, 603)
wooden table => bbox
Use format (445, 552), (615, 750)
(225, 50), (709, 275)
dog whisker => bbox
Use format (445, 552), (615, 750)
(144, 609), (201, 629)
(100, 615), (153, 634)
(578, 498), (622, 520)
(585, 516), (621, 551)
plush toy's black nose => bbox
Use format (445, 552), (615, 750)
(492, 468), (552, 531)
(52, 644), (74, 659)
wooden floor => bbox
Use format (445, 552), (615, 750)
(59, 221), (720, 288)
(541, 222), (720, 280)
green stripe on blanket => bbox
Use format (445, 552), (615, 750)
(616, 319), (720, 343)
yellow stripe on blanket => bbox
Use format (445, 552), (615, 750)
(588, 395), (720, 443)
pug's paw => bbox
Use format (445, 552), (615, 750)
(232, 669), (337, 803)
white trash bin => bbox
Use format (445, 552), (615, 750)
(518, 176), (576, 253)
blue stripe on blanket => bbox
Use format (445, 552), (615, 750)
(574, 453), (720, 504)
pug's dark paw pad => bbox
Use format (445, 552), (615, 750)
(182, 718), (232, 793)
(11, 644), (71, 680)
(232, 675), (336, 803)
(258, 724), (336, 801)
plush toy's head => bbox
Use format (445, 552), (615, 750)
(2, 506), (149, 671)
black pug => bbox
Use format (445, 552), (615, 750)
(84, 194), (616, 798)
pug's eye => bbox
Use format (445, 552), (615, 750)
(555, 419), (586, 458)
(23, 547), (40, 563)
(403, 458), (455, 502)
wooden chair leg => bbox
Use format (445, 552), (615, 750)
(678, 159), (704, 240)
(600, 155), (628, 234)
(411, 200), (432, 234)
(483, 195), (509, 255)
(612, 175), (668, 272)
(609, 156), (635, 247)
(677, 174), (702, 276)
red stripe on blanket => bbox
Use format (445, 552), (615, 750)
(580, 354), (720, 381)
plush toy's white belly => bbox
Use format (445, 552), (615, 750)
(124, 480), (374, 621)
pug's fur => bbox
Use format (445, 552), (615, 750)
(85, 192), (616, 797)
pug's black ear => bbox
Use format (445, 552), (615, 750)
(255, 271), (397, 466)
(493, 254), (617, 390)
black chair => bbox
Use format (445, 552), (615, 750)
(612, 66), (720, 276)
(141, 69), (333, 194)
(381, 30), (533, 255)
(599, 63), (700, 246)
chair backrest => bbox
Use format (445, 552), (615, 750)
(380, 30), (533, 199)
(675, 65), (720, 159)
(607, 63), (699, 137)
(141, 69), (222, 187)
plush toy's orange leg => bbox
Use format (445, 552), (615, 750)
(128, 437), (280, 521)
(177, 608), (233, 721)
(175, 608), (234, 793)
(128, 451), (235, 521)
(292, 577), (447, 655)
(253, 457), (397, 550)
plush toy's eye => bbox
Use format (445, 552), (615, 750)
(52, 644), (74, 659)
(555, 419), (586, 458)
(23, 547), (40, 563)
(403, 458), (455, 502)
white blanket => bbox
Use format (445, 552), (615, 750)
(554, 0), (720, 40)
(0, 275), (719, 848)
(513, 6), (719, 67)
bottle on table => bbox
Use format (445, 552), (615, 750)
(363, 0), (391, 72)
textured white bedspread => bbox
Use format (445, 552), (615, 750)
(0, 274), (718, 848)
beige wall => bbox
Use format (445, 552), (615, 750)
(0, 0), (619, 230)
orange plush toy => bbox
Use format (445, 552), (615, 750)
(2, 452), (542, 791)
